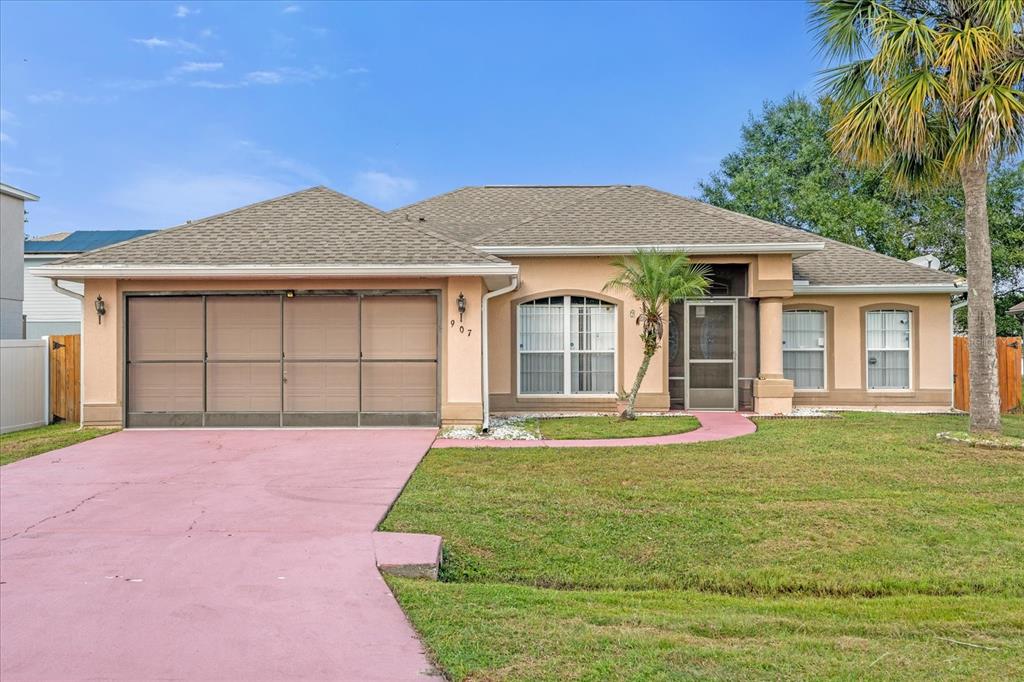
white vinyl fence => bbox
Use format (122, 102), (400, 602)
(1, 339), (48, 434)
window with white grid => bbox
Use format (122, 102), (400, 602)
(783, 310), (826, 390)
(865, 310), (911, 390)
(518, 296), (616, 395)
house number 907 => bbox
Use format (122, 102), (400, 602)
(450, 319), (472, 336)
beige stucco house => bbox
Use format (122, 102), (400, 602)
(32, 185), (963, 428)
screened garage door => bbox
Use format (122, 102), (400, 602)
(126, 292), (439, 427)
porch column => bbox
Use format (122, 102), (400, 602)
(753, 297), (793, 414)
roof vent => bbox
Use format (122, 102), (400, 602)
(907, 254), (940, 270)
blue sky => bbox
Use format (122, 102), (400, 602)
(0, 1), (822, 236)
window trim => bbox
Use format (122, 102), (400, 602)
(516, 294), (618, 398)
(864, 308), (914, 393)
(782, 308), (828, 393)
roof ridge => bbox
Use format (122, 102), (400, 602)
(471, 185), (626, 245)
(52, 186), (328, 266)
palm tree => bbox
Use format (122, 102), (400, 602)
(604, 250), (710, 420)
(811, 0), (1023, 435)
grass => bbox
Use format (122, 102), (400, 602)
(0, 422), (119, 466)
(381, 412), (1024, 680)
(538, 415), (701, 440)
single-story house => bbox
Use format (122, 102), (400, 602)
(23, 230), (157, 338)
(32, 185), (963, 428)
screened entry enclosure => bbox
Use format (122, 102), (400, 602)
(668, 298), (758, 411)
(126, 292), (439, 427)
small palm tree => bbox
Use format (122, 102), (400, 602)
(604, 250), (710, 420)
(811, 0), (1023, 435)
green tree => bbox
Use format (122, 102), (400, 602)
(811, 0), (1021, 435)
(604, 251), (710, 420)
(699, 96), (1023, 334)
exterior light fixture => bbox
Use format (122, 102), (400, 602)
(94, 295), (106, 324)
(457, 292), (467, 322)
(285, 290), (295, 298)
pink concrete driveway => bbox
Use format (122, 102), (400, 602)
(0, 429), (439, 681)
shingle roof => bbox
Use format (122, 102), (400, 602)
(391, 186), (613, 241)
(394, 184), (959, 287)
(25, 230), (158, 254)
(53, 187), (503, 267)
(470, 185), (823, 247)
(793, 236), (959, 286)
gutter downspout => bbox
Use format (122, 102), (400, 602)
(50, 280), (85, 429)
(950, 296), (968, 411)
(481, 274), (519, 432)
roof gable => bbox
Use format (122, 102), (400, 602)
(52, 187), (503, 268)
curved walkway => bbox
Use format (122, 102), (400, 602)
(434, 411), (756, 448)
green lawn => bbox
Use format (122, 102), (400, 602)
(538, 415), (701, 440)
(382, 412), (1024, 680)
(0, 422), (119, 466)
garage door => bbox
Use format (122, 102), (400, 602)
(126, 292), (439, 427)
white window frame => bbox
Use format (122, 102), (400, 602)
(782, 309), (827, 392)
(865, 309), (913, 392)
(517, 295), (617, 397)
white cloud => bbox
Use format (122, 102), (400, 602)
(350, 171), (417, 204)
(345, 67), (370, 75)
(245, 70), (284, 85)
(176, 61), (223, 73)
(132, 37), (200, 52)
(234, 140), (328, 185)
(0, 162), (38, 177)
(27, 90), (66, 104)
(0, 132), (14, 145)
(191, 66), (329, 89)
(107, 171), (295, 226)
(174, 5), (198, 18)
(0, 108), (13, 123)
(199, 28), (215, 39)
(282, 5), (302, 13)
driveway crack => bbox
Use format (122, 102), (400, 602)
(0, 483), (127, 542)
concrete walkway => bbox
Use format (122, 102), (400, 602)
(434, 411), (756, 448)
(0, 429), (439, 682)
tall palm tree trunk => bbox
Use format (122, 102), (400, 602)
(961, 158), (1001, 435)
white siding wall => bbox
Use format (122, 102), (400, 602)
(24, 256), (83, 337)
(0, 339), (48, 433)
(0, 194), (26, 339)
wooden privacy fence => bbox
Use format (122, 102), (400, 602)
(49, 334), (81, 423)
(0, 340), (48, 434)
(953, 336), (1022, 413)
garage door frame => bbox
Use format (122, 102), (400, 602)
(123, 289), (442, 428)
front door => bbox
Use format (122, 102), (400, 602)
(684, 300), (737, 410)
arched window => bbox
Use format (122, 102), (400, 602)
(865, 309), (911, 390)
(518, 296), (616, 395)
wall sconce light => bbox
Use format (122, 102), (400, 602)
(94, 295), (106, 324)
(457, 292), (467, 322)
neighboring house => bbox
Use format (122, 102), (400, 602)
(23, 230), (156, 338)
(0, 183), (39, 339)
(32, 185), (963, 428)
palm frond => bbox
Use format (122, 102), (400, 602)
(935, 20), (1003, 101)
(829, 92), (893, 164)
(810, 0), (885, 61)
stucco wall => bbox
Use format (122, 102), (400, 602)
(487, 256), (670, 411)
(786, 293), (953, 407)
(80, 276), (483, 426)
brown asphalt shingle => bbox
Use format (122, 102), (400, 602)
(54, 187), (503, 267)
(393, 184), (959, 287)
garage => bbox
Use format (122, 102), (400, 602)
(126, 292), (440, 427)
